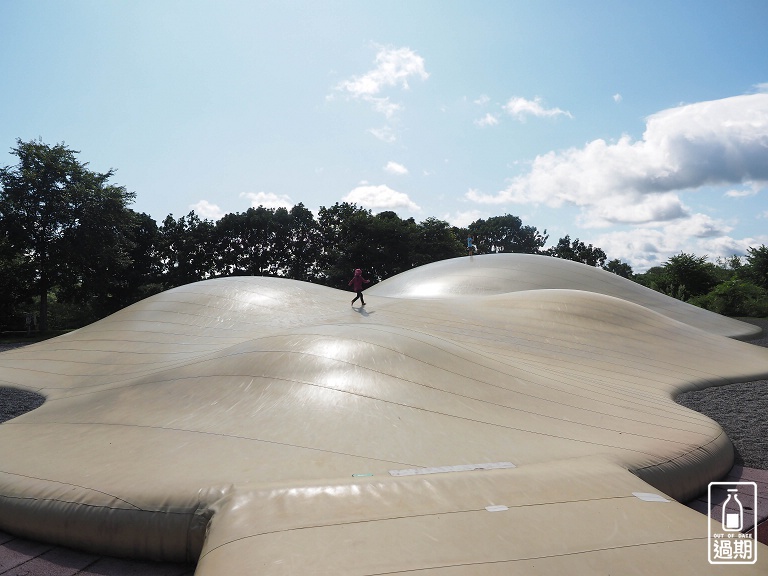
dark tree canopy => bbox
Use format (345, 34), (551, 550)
(159, 212), (216, 286)
(284, 203), (324, 282)
(9, 138), (766, 328)
(546, 235), (607, 267)
(465, 214), (548, 254)
(603, 258), (634, 279)
(0, 139), (135, 330)
(413, 217), (464, 266)
(661, 252), (720, 300)
(316, 202), (376, 286)
(744, 245), (768, 290)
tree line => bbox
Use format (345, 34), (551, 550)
(1, 139), (765, 333)
(632, 250), (768, 317)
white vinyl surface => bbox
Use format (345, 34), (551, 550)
(0, 254), (766, 574)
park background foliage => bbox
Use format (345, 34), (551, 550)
(2, 140), (767, 333)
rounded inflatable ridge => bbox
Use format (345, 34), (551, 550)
(0, 254), (767, 571)
(368, 253), (760, 339)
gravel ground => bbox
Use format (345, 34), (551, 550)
(676, 317), (768, 470)
(0, 386), (45, 422)
(0, 342), (46, 422)
(2, 321), (767, 470)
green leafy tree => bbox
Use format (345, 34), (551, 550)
(744, 245), (768, 289)
(159, 211), (216, 286)
(546, 235), (607, 267)
(692, 279), (768, 317)
(284, 203), (323, 282)
(316, 204), (435, 287)
(0, 234), (32, 329)
(268, 206), (293, 276)
(633, 265), (665, 291)
(660, 252), (719, 300)
(316, 203), (376, 287)
(55, 175), (141, 316)
(365, 211), (421, 281)
(0, 139), (136, 331)
(413, 217), (464, 266)
(212, 206), (293, 278)
(213, 210), (256, 276)
(116, 211), (164, 306)
(603, 258), (634, 279)
(714, 255), (743, 279)
(466, 214), (548, 254)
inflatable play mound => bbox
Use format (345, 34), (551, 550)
(0, 254), (766, 574)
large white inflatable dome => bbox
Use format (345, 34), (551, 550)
(0, 254), (765, 574)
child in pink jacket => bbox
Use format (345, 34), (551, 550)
(348, 268), (370, 306)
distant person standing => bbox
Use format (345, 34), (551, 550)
(349, 268), (371, 306)
(467, 235), (478, 256)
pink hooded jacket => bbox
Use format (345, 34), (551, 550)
(348, 268), (370, 292)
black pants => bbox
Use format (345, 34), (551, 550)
(352, 291), (366, 305)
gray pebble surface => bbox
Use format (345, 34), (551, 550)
(676, 317), (768, 470)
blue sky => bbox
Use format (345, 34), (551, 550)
(1, 0), (767, 271)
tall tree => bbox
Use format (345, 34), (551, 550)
(413, 217), (464, 266)
(285, 203), (323, 282)
(114, 211), (164, 307)
(663, 252), (719, 300)
(317, 202), (376, 287)
(159, 211), (216, 287)
(603, 258), (634, 279)
(365, 211), (420, 281)
(546, 235), (607, 267)
(467, 214), (548, 254)
(0, 234), (32, 329)
(56, 173), (140, 315)
(0, 139), (135, 331)
(211, 206), (292, 278)
(744, 245), (768, 289)
(636, 252), (721, 301)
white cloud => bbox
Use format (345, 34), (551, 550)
(724, 182), (761, 198)
(240, 191), (293, 210)
(334, 46), (428, 142)
(503, 96), (573, 121)
(337, 46), (428, 98)
(577, 192), (689, 228)
(474, 95), (491, 105)
(190, 200), (224, 220)
(725, 189), (756, 198)
(589, 211), (765, 272)
(698, 235), (762, 257)
(370, 97), (401, 119)
(384, 161), (409, 175)
(613, 93), (623, 103)
(443, 209), (486, 228)
(368, 126), (396, 143)
(474, 113), (499, 127)
(469, 93), (768, 227)
(591, 228), (669, 270)
(343, 183), (420, 212)
(665, 213), (732, 239)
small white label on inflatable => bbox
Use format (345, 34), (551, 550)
(485, 505), (509, 512)
(389, 461), (516, 477)
(632, 492), (669, 502)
